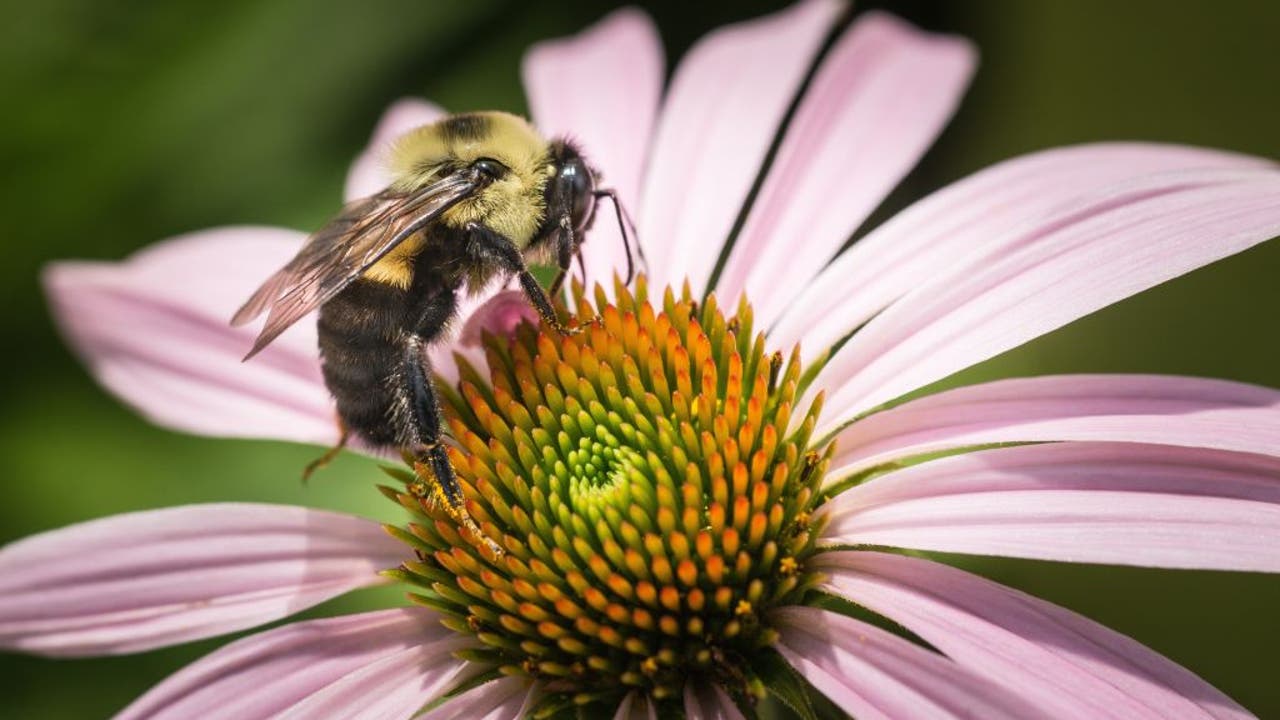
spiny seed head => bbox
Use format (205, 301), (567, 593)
(386, 277), (829, 714)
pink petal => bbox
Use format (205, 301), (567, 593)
(772, 606), (1040, 719)
(44, 228), (339, 446)
(830, 374), (1280, 477)
(276, 646), (474, 720)
(824, 442), (1280, 571)
(0, 503), (403, 657)
(814, 551), (1251, 719)
(523, 8), (662, 289)
(344, 98), (446, 201)
(715, 12), (975, 324)
(811, 165), (1280, 434)
(119, 608), (469, 719)
(683, 681), (745, 720)
(768, 144), (1272, 365)
(639, 0), (843, 295)
(613, 691), (658, 720)
(417, 676), (535, 720)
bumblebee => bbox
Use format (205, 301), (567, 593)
(232, 111), (632, 528)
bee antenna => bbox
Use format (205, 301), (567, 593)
(593, 189), (642, 285)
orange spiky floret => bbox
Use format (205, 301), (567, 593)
(385, 278), (828, 711)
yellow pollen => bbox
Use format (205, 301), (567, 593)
(779, 556), (799, 576)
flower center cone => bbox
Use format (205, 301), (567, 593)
(383, 276), (831, 714)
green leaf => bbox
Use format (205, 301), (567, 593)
(529, 692), (577, 719)
(379, 464), (417, 484)
(726, 692), (763, 720)
(415, 666), (504, 715)
(752, 648), (817, 720)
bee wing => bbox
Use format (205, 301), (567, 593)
(232, 171), (479, 359)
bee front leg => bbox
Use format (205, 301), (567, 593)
(549, 217), (575, 296)
(463, 221), (581, 336)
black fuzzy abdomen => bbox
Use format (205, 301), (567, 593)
(317, 279), (409, 448)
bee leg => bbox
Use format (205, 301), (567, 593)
(548, 219), (576, 296)
(399, 334), (461, 505)
(402, 321), (502, 555)
(549, 267), (568, 296)
(301, 421), (349, 484)
(463, 221), (583, 336)
(517, 271), (582, 336)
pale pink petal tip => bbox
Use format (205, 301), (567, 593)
(0, 504), (404, 657)
(640, 0), (844, 296)
(816, 552), (1252, 719)
(716, 11), (976, 324)
(771, 142), (1272, 367)
(344, 97), (446, 201)
(683, 680), (745, 720)
(613, 691), (659, 720)
(44, 228), (339, 446)
(774, 605), (1040, 719)
(522, 8), (663, 290)
(456, 289), (539, 350)
(118, 608), (475, 720)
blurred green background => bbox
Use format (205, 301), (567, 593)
(2, 0), (1278, 716)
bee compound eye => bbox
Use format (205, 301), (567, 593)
(564, 160), (596, 232)
(571, 184), (596, 233)
(473, 158), (507, 180)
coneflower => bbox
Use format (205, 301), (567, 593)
(8, 3), (1280, 717)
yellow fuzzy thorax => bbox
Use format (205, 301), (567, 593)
(388, 111), (552, 247)
(362, 112), (554, 289)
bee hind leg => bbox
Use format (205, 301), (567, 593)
(399, 334), (461, 505)
(400, 328), (502, 555)
(301, 422), (350, 484)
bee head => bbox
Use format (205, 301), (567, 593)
(531, 140), (598, 270)
(553, 142), (599, 237)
